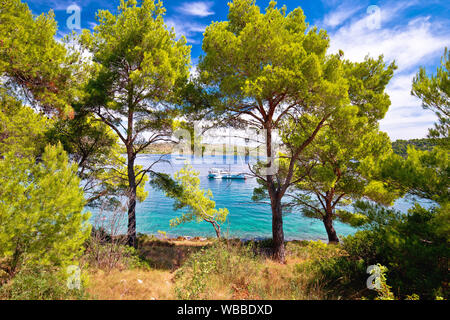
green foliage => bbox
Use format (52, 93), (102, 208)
(174, 248), (218, 300)
(81, 0), (190, 139)
(288, 240), (343, 261)
(0, 267), (87, 300)
(198, 0), (353, 260)
(78, 0), (191, 245)
(0, 143), (91, 275)
(0, 90), (51, 157)
(199, 0), (349, 126)
(47, 115), (147, 208)
(392, 138), (438, 158)
(281, 55), (397, 242)
(342, 202), (449, 299)
(343, 56), (396, 122)
(0, 0), (79, 115)
(371, 264), (395, 300)
(164, 164), (229, 238)
(412, 47), (449, 147)
(379, 146), (449, 204)
(292, 241), (367, 298)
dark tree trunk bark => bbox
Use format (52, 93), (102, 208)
(265, 124), (286, 263)
(271, 197), (286, 262)
(323, 213), (339, 244)
(126, 150), (138, 249)
(213, 223), (221, 239)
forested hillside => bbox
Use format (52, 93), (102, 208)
(392, 139), (438, 157)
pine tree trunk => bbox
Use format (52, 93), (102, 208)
(323, 213), (339, 244)
(271, 197), (286, 263)
(214, 223), (221, 239)
(266, 124), (286, 263)
(126, 151), (138, 249)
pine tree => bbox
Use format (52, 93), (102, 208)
(167, 164), (229, 239)
(80, 0), (190, 247)
(0, 143), (91, 276)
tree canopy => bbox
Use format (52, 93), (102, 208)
(412, 47), (449, 148)
(0, 0), (80, 116)
(197, 0), (353, 262)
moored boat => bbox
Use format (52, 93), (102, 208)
(208, 168), (246, 180)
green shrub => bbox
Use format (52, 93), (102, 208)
(339, 203), (449, 299)
(288, 240), (343, 261)
(0, 144), (91, 275)
(295, 252), (367, 299)
(342, 231), (380, 263)
(174, 241), (260, 299)
(0, 267), (88, 300)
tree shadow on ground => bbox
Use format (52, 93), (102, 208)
(137, 237), (213, 271)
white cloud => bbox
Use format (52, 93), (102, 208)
(322, 3), (363, 28)
(330, 16), (448, 72)
(189, 65), (199, 79)
(379, 73), (438, 140)
(166, 18), (206, 44)
(324, 1), (449, 141)
(382, 70), (443, 142)
(88, 21), (97, 29)
(177, 1), (214, 17)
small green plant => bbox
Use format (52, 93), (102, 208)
(164, 164), (229, 239)
(174, 248), (217, 300)
(0, 144), (91, 276)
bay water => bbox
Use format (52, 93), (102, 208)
(92, 154), (433, 241)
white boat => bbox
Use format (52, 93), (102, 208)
(208, 168), (246, 180)
(175, 156), (187, 161)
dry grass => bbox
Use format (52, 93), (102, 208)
(138, 237), (213, 270)
(84, 237), (347, 300)
(85, 237), (214, 300)
(87, 269), (174, 300)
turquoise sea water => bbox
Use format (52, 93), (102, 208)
(92, 154), (434, 241)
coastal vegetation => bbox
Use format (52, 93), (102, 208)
(392, 138), (437, 157)
(0, 0), (448, 300)
(161, 164), (229, 239)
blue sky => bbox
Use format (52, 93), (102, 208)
(23, 0), (450, 141)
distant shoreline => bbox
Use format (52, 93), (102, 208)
(120, 142), (265, 156)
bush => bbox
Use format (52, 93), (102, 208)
(83, 228), (149, 272)
(291, 241), (367, 299)
(287, 240), (343, 261)
(339, 203), (449, 299)
(0, 144), (91, 276)
(0, 267), (88, 300)
(342, 231), (380, 263)
(174, 241), (260, 300)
